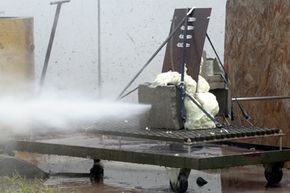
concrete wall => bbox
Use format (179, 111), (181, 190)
(0, 0), (226, 100)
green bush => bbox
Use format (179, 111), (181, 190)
(0, 175), (60, 193)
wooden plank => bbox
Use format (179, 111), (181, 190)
(224, 0), (290, 147)
(0, 17), (34, 95)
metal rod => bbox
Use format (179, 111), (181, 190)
(245, 118), (254, 127)
(97, 0), (102, 96)
(234, 98), (253, 126)
(232, 96), (290, 102)
(185, 93), (219, 126)
(178, 9), (190, 123)
(116, 7), (195, 100)
(279, 136), (283, 151)
(180, 9), (189, 83)
(50, 0), (70, 5)
(118, 136), (122, 149)
(187, 145), (191, 154)
(40, 1), (70, 88)
(205, 33), (228, 83)
(119, 86), (138, 100)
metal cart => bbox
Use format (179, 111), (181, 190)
(6, 122), (289, 193)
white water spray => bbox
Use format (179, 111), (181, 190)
(0, 92), (150, 136)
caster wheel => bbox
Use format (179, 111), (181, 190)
(170, 174), (188, 193)
(264, 165), (283, 185)
(90, 160), (104, 183)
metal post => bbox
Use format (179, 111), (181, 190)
(279, 136), (283, 151)
(39, 0), (70, 88)
(178, 9), (189, 124)
(97, 0), (102, 96)
(187, 145), (191, 154)
(118, 136), (122, 149)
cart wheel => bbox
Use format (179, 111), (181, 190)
(90, 159), (104, 183)
(170, 174), (188, 193)
(264, 163), (283, 185)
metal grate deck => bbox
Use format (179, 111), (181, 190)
(85, 120), (282, 144)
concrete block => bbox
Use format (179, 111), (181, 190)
(138, 83), (182, 130)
